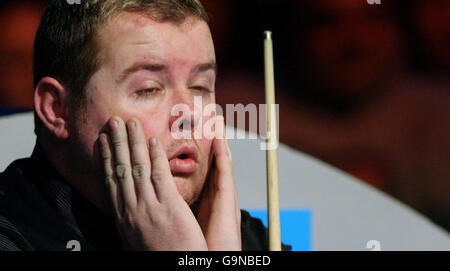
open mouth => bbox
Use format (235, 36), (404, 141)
(168, 146), (198, 174)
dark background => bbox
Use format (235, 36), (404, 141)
(0, 0), (448, 231)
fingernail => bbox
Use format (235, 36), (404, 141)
(110, 119), (118, 130)
(99, 133), (109, 148)
(99, 133), (106, 143)
(150, 137), (157, 146)
(128, 120), (136, 130)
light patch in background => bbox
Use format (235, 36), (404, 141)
(248, 209), (312, 251)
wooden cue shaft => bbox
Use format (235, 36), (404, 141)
(264, 30), (281, 251)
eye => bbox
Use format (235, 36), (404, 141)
(134, 88), (158, 99)
(191, 86), (212, 93)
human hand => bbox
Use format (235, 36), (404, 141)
(197, 116), (242, 251)
(98, 117), (208, 250)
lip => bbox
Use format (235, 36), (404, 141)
(168, 145), (198, 174)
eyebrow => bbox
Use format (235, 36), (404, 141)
(116, 63), (166, 84)
(193, 62), (218, 76)
(116, 61), (218, 84)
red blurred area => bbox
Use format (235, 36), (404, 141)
(0, 0), (448, 230)
(412, 0), (450, 71)
(0, 1), (44, 108)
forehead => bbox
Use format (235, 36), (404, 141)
(96, 11), (215, 68)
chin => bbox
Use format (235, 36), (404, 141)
(173, 176), (201, 206)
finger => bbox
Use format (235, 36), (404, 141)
(219, 121), (239, 221)
(126, 118), (156, 204)
(99, 133), (123, 217)
(216, 115), (232, 160)
(213, 120), (233, 179)
(208, 156), (217, 193)
(223, 127), (233, 163)
(216, 115), (232, 161)
(199, 156), (215, 205)
(235, 190), (241, 225)
(212, 116), (237, 199)
(148, 137), (178, 203)
(109, 117), (137, 209)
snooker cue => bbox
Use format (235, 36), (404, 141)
(264, 30), (281, 251)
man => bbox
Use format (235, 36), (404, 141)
(0, 0), (287, 251)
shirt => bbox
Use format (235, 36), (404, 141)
(0, 143), (290, 251)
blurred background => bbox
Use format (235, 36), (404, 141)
(0, 0), (448, 231)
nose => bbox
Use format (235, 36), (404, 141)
(168, 92), (202, 139)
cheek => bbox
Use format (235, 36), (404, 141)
(84, 85), (122, 133)
(71, 102), (111, 161)
(199, 139), (213, 160)
(196, 138), (213, 181)
(135, 110), (168, 140)
(76, 91), (132, 156)
(89, 94), (168, 140)
(87, 100), (111, 127)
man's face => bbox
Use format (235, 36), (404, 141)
(72, 12), (216, 205)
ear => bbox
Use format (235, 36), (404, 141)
(34, 77), (70, 139)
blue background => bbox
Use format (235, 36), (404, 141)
(248, 209), (312, 251)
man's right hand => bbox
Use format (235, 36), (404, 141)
(98, 117), (208, 251)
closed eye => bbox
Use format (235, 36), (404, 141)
(191, 86), (212, 93)
(134, 88), (158, 98)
